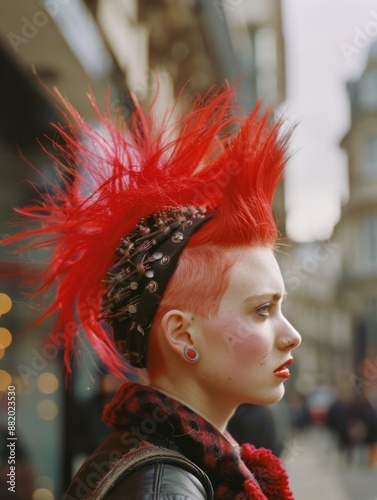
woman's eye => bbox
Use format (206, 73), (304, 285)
(256, 303), (272, 317)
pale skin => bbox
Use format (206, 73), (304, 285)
(148, 245), (302, 433)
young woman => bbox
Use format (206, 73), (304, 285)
(4, 85), (301, 498)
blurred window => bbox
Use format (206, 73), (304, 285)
(238, 26), (278, 109)
(364, 134), (377, 177)
(360, 70), (377, 110)
(360, 215), (377, 269)
(237, 27), (257, 107)
(254, 28), (277, 104)
(366, 297), (377, 347)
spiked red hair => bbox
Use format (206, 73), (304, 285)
(2, 84), (290, 376)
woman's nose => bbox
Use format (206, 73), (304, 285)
(279, 319), (301, 349)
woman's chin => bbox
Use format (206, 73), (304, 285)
(252, 386), (285, 406)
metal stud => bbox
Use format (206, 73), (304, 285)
(152, 252), (163, 260)
(147, 280), (158, 293)
(137, 324), (145, 335)
(160, 255), (170, 266)
(171, 231), (184, 243)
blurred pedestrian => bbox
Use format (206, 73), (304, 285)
(227, 404), (282, 456)
(326, 390), (377, 466)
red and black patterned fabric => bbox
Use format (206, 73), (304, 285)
(103, 382), (294, 499)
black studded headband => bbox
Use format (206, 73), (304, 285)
(101, 206), (214, 367)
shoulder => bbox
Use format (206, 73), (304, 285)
(105, 462), (211, 499)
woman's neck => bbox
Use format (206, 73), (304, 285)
(148, 377), (237, 435)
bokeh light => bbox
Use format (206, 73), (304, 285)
(0, 293), (12, 315)
(32, 488), (54, 500)
(0, 370), (12, 391)
(36, 400), (59, 421)
(37, 373), (59, 395)
(0, 327), (12, 349)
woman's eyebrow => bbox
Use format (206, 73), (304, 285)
(273, 292), (288, 302)
(244, 292), (287, 304)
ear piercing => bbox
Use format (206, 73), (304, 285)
(183, 345), (200, 362)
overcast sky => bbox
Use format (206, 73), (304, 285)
(281, 0), (377, 242)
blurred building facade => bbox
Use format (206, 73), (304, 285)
(89, 0), (286, 113)
(279, 41), (377, 415)
(0, 0), (286, 498)
(279, 241), (352, 398)
(335, 42), (377, 402)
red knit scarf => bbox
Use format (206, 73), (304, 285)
(103, 382), (294, 499)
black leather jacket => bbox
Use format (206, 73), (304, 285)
(64, 430), (214, 499)
(102, 463), (210, 499)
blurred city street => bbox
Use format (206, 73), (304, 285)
(284, 427), (377, 500)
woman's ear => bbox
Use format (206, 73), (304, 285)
(160, 309), (199, 360)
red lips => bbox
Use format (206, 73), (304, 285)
(273, 358), (293, 379)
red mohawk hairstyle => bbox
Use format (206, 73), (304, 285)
(2, 84), (290, 376)
(187, 102), (288, 248)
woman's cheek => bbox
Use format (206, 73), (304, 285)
(219, 314), (270, 358)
